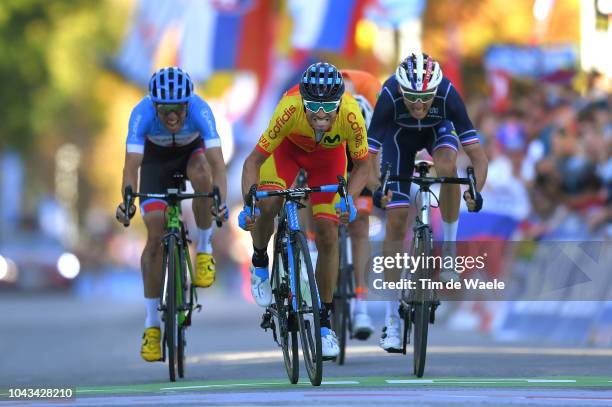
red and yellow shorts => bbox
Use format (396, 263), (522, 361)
(259, 139), (347, 222)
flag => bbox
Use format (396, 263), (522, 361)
(289, 0), (367, 54)
(180, 0), (274, 82)
(365, 0), (427, 28)
(114, 0), (181, 85)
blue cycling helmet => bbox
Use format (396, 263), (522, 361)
(148, 67), (194, 103)
(299, 62), (345, 102)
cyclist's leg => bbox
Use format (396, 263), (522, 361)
(139, 141), (199, 360)
(305, 145), (346, 358)
(431, 121), (460, 239)
(185, 146), (217, 287)
(249, 140), (299, 306)
(349, 191), (374, 337)
(186, 147), (212, 230)
(139, 208), (166, 361)
(378, 127), (422, 351)
(140, 142), (188, 326)
(430, 121), (460, 277)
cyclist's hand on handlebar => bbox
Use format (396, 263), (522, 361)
(335, 196), (357, 224)
(373, 188), (393, 209)
(211, 203), (229, 222)
(463, 189), (483, 212)
(238, 205), (260, 231)
(116, 202), (136, 225)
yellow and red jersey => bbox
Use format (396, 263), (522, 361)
(256, 85), (369, 162)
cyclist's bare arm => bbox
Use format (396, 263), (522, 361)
(204, 147), (228, 202)
(463, 143), (488, 192)
(122, 152), (143, 198)
(348, 156), (369, 200)
(367, 152), (382, 191)
(241, 148), (267, 198)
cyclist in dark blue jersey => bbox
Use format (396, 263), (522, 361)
(368, 53), (488, 352)
(115, 67), (228, 362)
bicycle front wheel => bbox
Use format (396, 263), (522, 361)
(272, 237), (299, 384)
(292, 231), (322, 386)
(164, 235), (178, 382)
(177, 242), (189, 379)
(412, 226), (433, 378)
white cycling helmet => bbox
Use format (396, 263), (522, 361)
(395, 52), (443, 92)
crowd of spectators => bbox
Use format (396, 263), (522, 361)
(463, 71), (612, 241)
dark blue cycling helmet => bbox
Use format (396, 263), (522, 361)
(148, 67), (194, 103)
(299, 62), (345, 102)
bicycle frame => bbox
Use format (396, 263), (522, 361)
(160, 198), (195, 327)
(122, 180), (222, 380)
(261, 197), (321, 311)
(253, 179), (347, 385)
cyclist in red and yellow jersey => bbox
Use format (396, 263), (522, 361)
(239, 62), (370, 359)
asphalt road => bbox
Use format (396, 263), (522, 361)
(1, 290), (611, 406)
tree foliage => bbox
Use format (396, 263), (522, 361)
(0, 0), (125, 153)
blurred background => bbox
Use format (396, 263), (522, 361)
(0, 0), (611, 348)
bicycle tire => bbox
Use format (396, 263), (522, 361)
(165, 235), (178, 382)
(177, 241), (189, 379)
(332, 226), (349, 365)
(412, 226), (433, 378)
(293, 230), (322, 386)
(272, 235), (299, 384)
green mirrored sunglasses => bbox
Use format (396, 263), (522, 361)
(303, 99), (341, 114)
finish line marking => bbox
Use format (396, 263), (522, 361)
(74, 376), (612, 396)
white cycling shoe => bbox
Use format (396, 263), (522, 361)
(352, 312), (374, 340)
(250, 265), (272, 307)
(321, 327), (340, 360)
(380, 316), (402, 353)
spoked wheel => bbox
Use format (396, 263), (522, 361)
(332, 228), (350, 365)
(272, 245), (299, 384)
(164, 235), (178, 382)
(411, 226), (433, 378)
(293, 231), (322, 386)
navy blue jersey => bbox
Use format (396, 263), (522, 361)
(368, 75), (479, 153)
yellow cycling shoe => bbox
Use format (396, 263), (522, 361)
(141, 327), (162, 362)
(194, 253), (216, 287)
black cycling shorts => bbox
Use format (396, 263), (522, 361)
(139, 139), (204, 214)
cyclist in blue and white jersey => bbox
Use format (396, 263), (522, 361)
(115, 67), (228, 362)
(368, 53), (489, 352)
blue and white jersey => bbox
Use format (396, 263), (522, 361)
(125, 94), (222, 154)
(368, 75), (479, 153)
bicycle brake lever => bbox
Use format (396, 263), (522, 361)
(123, 185), (133, 228)
(248, 184), (258, 219)
(381, 162), (391, 195)
(212, 185), (222, 228)
(466, 166), (477, 199)
(337, 175), (349, 213)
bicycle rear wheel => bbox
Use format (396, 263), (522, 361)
(272, 237), (299, 384)
(332, 226), (349, 365)
(293, 231), (322, 386)
(164, 235), (178, 382)
(412, 226), (433, 378)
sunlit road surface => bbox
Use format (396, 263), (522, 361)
(1, 291), (611, 406)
